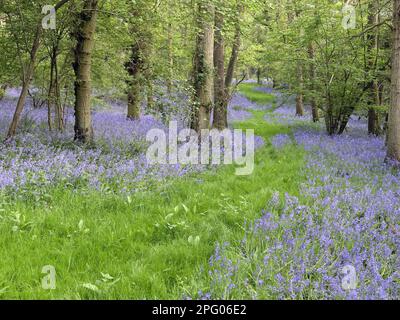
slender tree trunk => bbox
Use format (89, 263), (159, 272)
(6, 24), (42, 139)
(5, 0), (70, 140)
(295, 65), (305, 117)
(213, 8), (227, 130)
(191, 1), (215, 132)
(54, 49), (64, 131)
(257, 68), (262, 85)
(292, 8), (304, 117)
(295, 90), (304, 117)
(145, 39), (154, 111)
(225, 3), (243, 89)
(126, 42), (142, 120)
(47, 54), (55, 131)
(295, 50), (305, 116)
(47, 45), (63, 131)
(387, 0), (400, 161)
(167, 22), (174, 94)
(308, 42), (319, 122)
(72, 0), (98, 143)
(367, 1), (381, 135)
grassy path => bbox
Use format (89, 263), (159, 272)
(0, 84), (307, 299)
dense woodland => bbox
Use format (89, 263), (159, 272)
(0, 0), (399, 300)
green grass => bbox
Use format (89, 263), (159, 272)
(0, 85), (307, 299)
(238, 83), (275, 105)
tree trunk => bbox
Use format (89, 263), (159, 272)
(6, 23), (42, 139)
(54, 48), (64, 131)
(213, 8), (227, 130)
(225, 3), (243, 89)
(167, 22), (174, 94)
(126, 42), (143, 120)
(367, 1), (382, 136)
(387, 0), (400, 161)
(72, 0), (98, 143)
(0, 84), (7, 101)
(368, 106), (380, 135)
(296, 96), (304, 116)
(292, 8), (304, 117)
(325, 93), (339, 135)
(145, 40), (154, 111)
(127, 80), (141, 119)
(47, 54), (55, 131)
(257, 68), (262, 85)
(47, 45), (64, 131)
(308, 42), (319, 122)
(191, 1), (215, 132)
(295, 53), (305, 116)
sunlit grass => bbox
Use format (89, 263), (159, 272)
(238, 83), (275, 105)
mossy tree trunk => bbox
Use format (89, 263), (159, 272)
(191, 1), (215, 132)
(72, 0), (98, 143)
(212, 1), (243, 130)
(126, 42), (143, 120)
(213, 8), (227, 130)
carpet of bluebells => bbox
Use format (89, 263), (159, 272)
(202, 96), (400, 300)
(2, 85), (399, 300)
(0, 88), (263, 193)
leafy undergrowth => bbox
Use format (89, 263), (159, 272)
(0, 87), (307, 299)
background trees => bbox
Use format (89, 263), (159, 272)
(0, 0), (400, 160)
(253, 0), (392, 135)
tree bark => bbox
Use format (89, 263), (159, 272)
(6, 23), (42, 139)
(387, 0), (400, 161)
(367, 2), (382, 136)
(47, 52), (55, 131)
(290, 8), (304, 117)
(167, 22), (174, 94)
(225, 3), (243, 89)
(147, 78), (154, 110)
(295, 89), (304, 117)
(213, 8), (227, 130)
(54, 47), (64, 131)
(308, 42), (319, 122)
(72, 0), (98, 143)
(191, 1), (215, 132)
(295, 50), (305, 116)
(126, 42), (143, 120)
(257, 68), (262, 84)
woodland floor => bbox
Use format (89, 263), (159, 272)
(0, 84), (398, 299)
